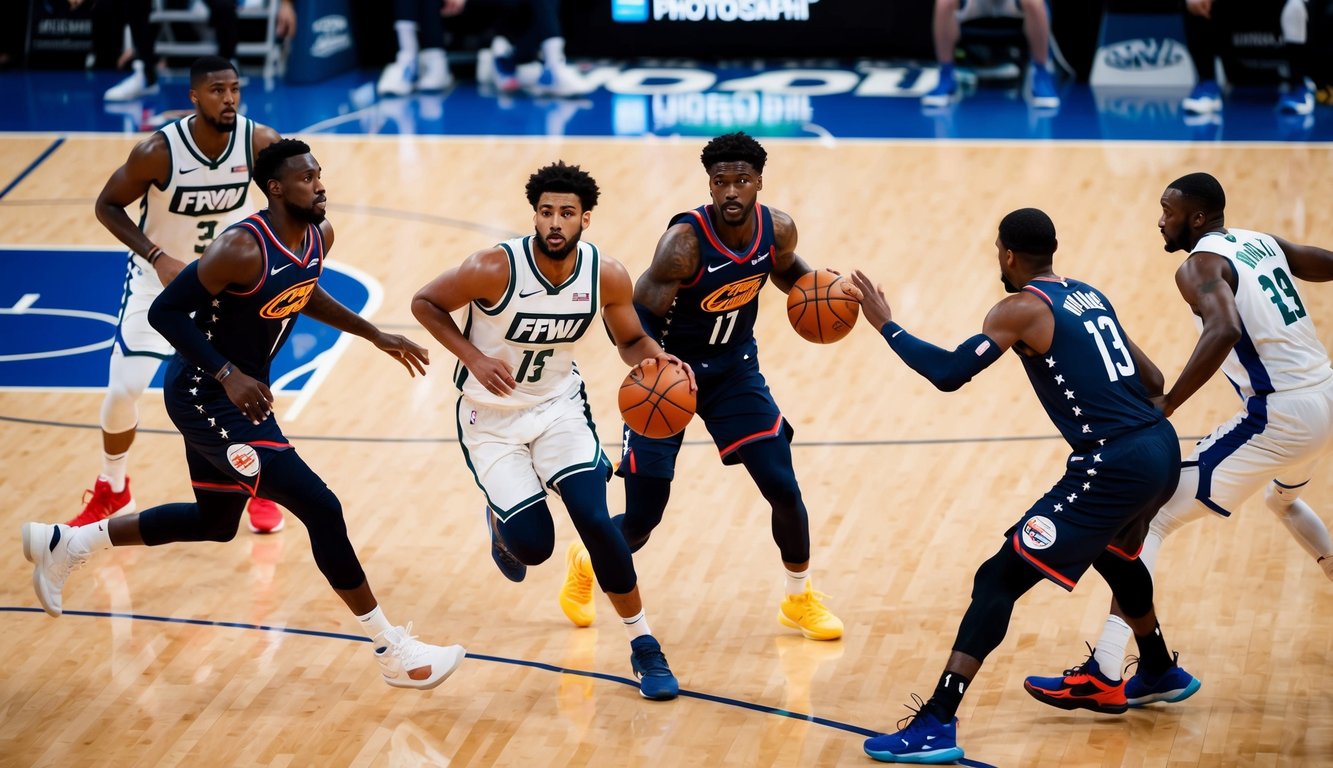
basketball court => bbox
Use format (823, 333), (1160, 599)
(1, 61), (1331, 766)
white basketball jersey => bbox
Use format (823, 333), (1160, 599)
(455, 236), (601, 407)
(140, 114), (257, 266)
(1193, 229), (1333, 399)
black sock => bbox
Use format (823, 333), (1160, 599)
(924, 670), (970, 721)
(1134, 623), (1172, 678)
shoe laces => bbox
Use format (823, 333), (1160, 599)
(633, 640), (672, 677)
(792, 587), (835, 617)
(1123, 650), (1179, 678)
(568, 558), (594, 603)
(895, 692), (933, 733)
(1056, 641), (1101, 677)
(378, 622), (428, 668)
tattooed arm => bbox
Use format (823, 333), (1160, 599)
(1163, 250), (1242, 416)
(634, 222), (702, 320)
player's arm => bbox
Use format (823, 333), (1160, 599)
(252, 123), (283, 156)
(1162, 251), (1242, 416)
(1273, 235), (1333, 282)
(302, 265), (429, 380)
(411, 247), (518, 396)
(1123, 334), (1166, 401)
(632, 223), (701, 336)
(850, 270), (1026, 392)
(601, 256), (696, 390)
(766, 208), (813, 293)
(148, 228), (275, 423)
(94, 133), (188, 284)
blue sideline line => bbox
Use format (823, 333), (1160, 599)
(1, 605), (998, 766)
(0, 138), (65, 201)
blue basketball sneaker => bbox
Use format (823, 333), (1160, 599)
(864, 696), (964, 764)
(922, 65), (959, 108)
(629, 635), (679, 700)
(1277, 78), (1316, 116)
(486, 508), (526, 583)
(1023, 649), (1127, 714)
(1125, 653), (1201, 707)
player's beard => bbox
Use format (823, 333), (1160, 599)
(1000, 272), (1020, 293)
(534, 227), (580, 261)
(286, 198), (326, 224)
(201, 111), (237, 133)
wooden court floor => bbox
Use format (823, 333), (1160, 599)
(1, 136), (1332, 767)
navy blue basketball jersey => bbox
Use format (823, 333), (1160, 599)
(205, 211), (324, 382)
(657, 204), (776, 362)
(1018, 277), (1161, 451)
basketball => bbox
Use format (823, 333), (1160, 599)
(619, 361), (696, 439)
(786, 269), (860, 343)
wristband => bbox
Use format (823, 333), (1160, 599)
(215, 362), (235, 382)
(145, 246), (164, 266)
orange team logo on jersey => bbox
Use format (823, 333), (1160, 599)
(260, 278), (318, 319)
(701, 273), (766, 313)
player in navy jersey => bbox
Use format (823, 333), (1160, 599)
(22, 140), (465, 691)
(850, 208), (1195, 764)
(557, 132), (845, 642)
(78, 56), (286, 535)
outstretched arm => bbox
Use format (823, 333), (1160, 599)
(851, 270), (1046, 392)
(302, 287), (429, 377)
(95, 134), (191, 284)
(1163, 251), (1241, 416)
(411, 247), (517, 396)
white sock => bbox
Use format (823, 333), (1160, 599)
(1093, 615), (1132, 681)
(357, 605), (395, 644)
(541, 37), (566, 67)
(785, 568), (810, 597)
(69, 521), (114, 557)
(101, 452), (129, 493)
(394, 21), (419, 62)
(622, 609), (652, 640)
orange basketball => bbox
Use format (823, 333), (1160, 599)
(786, 269), (860, 343)
(618, 361), (696, 439)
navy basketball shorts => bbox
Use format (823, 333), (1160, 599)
(162, 356), (292, 495)
(1008, 418), (1181, 591)
(616, 350), (792, 480)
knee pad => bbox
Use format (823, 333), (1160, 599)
(1265, 481), (1306, 513)
(101, 352), (160, 433)
(1281, 0), (1307, 45)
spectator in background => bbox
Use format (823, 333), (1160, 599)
(378, 0), (464, 96)
(1182, 0), (1316, 117)
(93, 0), (297, 102)
(475, 0), (580, 97)
(922, 0), (1060, 109)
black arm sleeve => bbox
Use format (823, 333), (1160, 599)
(147, 260), (228, 376)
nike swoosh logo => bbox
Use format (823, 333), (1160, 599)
(270, 264), (292, 275)
(519, 288), (545, 298)
(706, 261), (737, 273)
(179, 167), (199, 174)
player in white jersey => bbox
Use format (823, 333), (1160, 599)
(412, 161), (695, 700)
(1026, 172), (1333, 713)
(75, 57), (286, 533)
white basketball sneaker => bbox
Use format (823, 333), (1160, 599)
(373, 623), (466, 690)
(378, 54), (417, 97)
(416, 48), (454, 91)
(22, 522), (88, 617)
(104, 61), (160, 102)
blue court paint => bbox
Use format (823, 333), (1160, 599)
(0, 247), (371, 392)
(0, 137), (64, 200)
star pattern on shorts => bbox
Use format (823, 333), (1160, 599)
(1046, 356), (1057, 368)
(1072, 406), (1082, 416)
(1067, 493), (1078, 503)
(219, 427), (229, 439)
(1053, 503), (1063, 512)
(1083, 482), (1091, 491)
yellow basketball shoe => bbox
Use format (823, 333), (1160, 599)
(779, 583), (844, 641)
(559, 542), (596, 627)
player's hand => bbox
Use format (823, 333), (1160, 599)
(373, 332), (430, 377)
(222, 369), (274, 424)
(850, 270), (892, 331)
(276, 0), (297, 38)
(153, 253), (187, 286)
(827, 269), (864, 301)
(466, 355), (516, 396)
(1185, 0), (1212, 18)
(645, 353), (696, 392)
